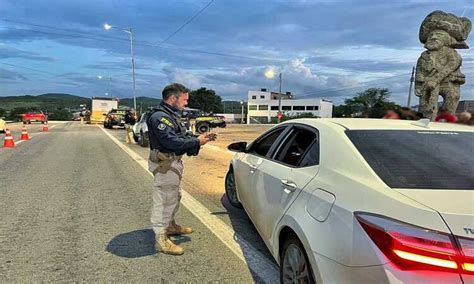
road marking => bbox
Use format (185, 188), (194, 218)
(97, 125), (279, 282)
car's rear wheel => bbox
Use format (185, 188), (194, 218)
(225, 169), (242, 208)
(139, 131), (149, 147)
(196, 122), (210, 134)
(281, 235), (315, 284)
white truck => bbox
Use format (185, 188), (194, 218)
(91, 97), (119, 124)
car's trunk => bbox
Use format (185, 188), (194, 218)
(395, 189), (474, 237)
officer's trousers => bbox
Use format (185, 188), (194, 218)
(149, 159), (184, 236)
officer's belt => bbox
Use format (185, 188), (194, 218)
(149, 149), (183, 179)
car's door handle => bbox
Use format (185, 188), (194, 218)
(281, 180), (298, 192)
(250, 164), (257, 173)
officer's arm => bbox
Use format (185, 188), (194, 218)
(150, 114), (200, 154)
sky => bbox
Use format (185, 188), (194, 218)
(0, 0), (473, 105)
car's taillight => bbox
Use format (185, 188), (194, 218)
(355, 212), (474, 274)
(458, 237), (474, 272)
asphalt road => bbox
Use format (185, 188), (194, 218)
(0, 122), (277, 282)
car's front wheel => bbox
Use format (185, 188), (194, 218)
(280, 235), (315, 284)
(225, 168), (243, 208)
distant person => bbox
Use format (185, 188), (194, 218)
(399, 107), (417, 120)
(457, 112), (472, 125)
(435, 107), (458, 123)
(124, 109), (137, 144)
(44, 110), (49, 123)
(79, 111), (85, 125)
(382, 109), (400, 119)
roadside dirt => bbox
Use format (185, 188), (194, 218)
(182, 124), (272, 198)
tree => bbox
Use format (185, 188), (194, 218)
(336, 88), (399, 118)
(48, 108), (72, 121)
(188, 88), (223, 113)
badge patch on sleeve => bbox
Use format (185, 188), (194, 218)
(160, 117), (174, 127)
(158, 123), (167, 130)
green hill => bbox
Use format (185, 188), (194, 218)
(0, 93), (161, 120)
(0, 93), (90, 111)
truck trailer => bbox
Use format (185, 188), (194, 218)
(90, 97), (119, 124)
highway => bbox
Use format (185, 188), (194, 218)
(0, 122), (278, 282)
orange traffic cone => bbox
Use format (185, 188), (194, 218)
(3, 129), (15, 148)
(42, 122), (49, 132)
(20, 126), (30, 140)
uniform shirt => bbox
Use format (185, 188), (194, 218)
(147, 102), (200, 156)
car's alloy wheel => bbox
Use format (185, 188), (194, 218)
(281, 236), (315, 284)
(225, 169), (242, 208)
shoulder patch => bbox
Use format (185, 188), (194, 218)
(160, 117), (174, 127)
(157, 123), (167, 131)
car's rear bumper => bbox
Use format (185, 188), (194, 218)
(313, 252), (462, 283)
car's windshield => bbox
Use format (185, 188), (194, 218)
(346, 130), (474, 190)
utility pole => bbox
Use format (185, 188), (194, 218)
(407, 66), (415, 108)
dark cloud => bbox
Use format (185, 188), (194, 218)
(0, 45), (56, 62)
(0, 68), (29, 81)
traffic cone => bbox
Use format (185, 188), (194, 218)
(3, 129), (15, 148)
(42, 122), (49, 132)
(20, 126), (30, 140)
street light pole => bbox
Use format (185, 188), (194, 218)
(129, 28), (137, 111)
(407, 66), (415, 108)
(240, 101), (244, 124)
(278, 72), (282, 123)
(104, 24), (137, 110)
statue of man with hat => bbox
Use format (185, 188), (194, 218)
(415, 10), (471, 120)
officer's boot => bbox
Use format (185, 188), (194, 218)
(155, 232), (184, 255)
(166, 220), (194, 236)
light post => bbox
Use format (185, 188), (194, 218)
(240, 101), (245, 124)
(104, 23), (137, 110)
(264, 69), (283, 123)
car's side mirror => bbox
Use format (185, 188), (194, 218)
(228, 142), (247, 152)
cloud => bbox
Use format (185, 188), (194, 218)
(0, 67), (29, 81)
(0, 44), (56, 62)
(0, 0), (472, 106)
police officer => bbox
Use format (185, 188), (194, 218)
(147, 83), (214, 255)
(124, 109), (136, 144)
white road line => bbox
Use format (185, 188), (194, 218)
(97, 125), (279, 282)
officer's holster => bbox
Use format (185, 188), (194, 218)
(149, 149), (182, 178)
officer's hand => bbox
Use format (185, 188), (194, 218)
(197, 132), (213, 145)
(197, 132), (217, 145)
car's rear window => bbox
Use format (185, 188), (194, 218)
(346, 130), (474, 190)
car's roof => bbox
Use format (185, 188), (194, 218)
(286, 118), (474, 132)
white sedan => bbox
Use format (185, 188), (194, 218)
(225, 118), (474, 283)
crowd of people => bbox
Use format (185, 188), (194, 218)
(382, 107), (473, 125)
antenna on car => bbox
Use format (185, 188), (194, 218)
(411, 118), (430, 128)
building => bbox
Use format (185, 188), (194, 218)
(456, 100), (474, 113)
(246, 89), (333, 124)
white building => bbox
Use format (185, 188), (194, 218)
(246, 89), (333, 124)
